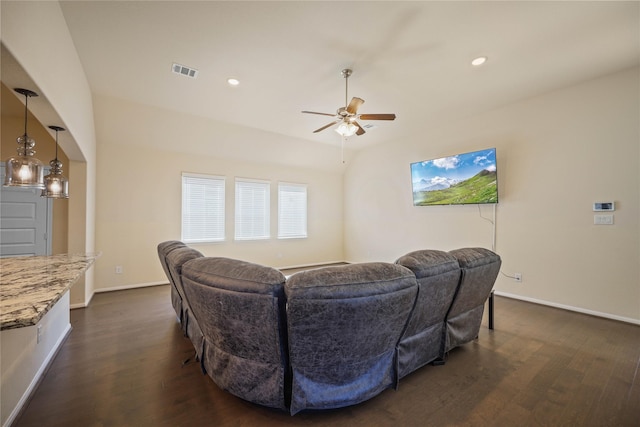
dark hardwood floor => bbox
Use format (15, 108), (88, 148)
(14, 285), (640, 427)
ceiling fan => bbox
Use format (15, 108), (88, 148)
(302, 69), (396, 137)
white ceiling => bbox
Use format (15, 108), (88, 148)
(58, 1), (639, 151)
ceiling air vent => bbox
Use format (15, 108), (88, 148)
(172, 63), (198, 79)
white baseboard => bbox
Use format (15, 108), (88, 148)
(494, 291), (640, 325)
(94, 281), (168, 294)
(3, 324), (71, 427)
(70, 282), (170, 309)
(70, 290), (95, 310)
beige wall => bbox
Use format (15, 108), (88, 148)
(93, 95), (344, 290)
(1, 84), (69, 255)
(344, 67), (640, 323)
(2, 1), (96, 307)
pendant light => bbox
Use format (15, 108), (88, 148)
(41, 126), (69, 199)
(4, 88), (45, 188)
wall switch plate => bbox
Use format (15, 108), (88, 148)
(115, 266), (123, 274)
(37, 324), (42, 344)
(594, 214), (614, 225)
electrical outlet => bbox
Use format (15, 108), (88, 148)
(514, 273), (522, 283)
(115, 266), (123, 274)
(37, 324), (43, 344)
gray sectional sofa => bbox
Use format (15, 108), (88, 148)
(157, 242), (501, 414)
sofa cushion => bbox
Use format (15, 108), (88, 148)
(165, 246), (205, 356)
(182, 256), (285, 294)
(157, 240), (187, 320)
(446, 248), (501, 352)
(395, 250), (461, 377)
(396, 249), (460, 279)
(181, 257), (288, 410)
(285, 262), (418, 414)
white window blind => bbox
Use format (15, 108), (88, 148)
(278, 182), (307, 239)
(235, 178), (270, 240)
(181, 173), (225, 243)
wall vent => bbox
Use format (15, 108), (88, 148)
(172, 63), (198, 79)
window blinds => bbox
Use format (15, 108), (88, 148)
(235, 178), (270, 240)
(181, 174), (225, 242)
(278, 183), (307, 239)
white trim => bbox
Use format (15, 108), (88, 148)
(94, 281), (168, 294)
(494, 291), (640, 325)
(181, 171), (225, 181)
(3, 324), (71, 427)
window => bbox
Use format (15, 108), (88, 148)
(235, 178), (270, 240)
(278, 182), (307, 239)
(181, 173), (225, 243)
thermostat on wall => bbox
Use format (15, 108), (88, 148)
(593, 202), (615, 212)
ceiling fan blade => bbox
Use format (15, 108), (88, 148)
(313, 120), (340, 133)
(302, 111), (336, 117)
(359, 113), (396, 121)
(354, 121), (366, 136)
(346, 97), (364, 115)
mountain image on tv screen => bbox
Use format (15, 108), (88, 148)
(411, 148), (498, 206)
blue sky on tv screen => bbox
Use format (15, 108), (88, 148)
(411, 148), (496, 192)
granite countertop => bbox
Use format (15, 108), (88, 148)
(0, 253), (100, 330)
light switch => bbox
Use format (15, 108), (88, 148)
(594, 214), (614, 225)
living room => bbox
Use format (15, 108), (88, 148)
(1, 1), (638, 425)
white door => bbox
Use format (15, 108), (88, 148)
(0, 166), (52, 257)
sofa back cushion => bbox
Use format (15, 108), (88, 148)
(165, 246), (205, 360)
(157, 240), (187, 319)
(157, 240), (186, 283)
(446, 248), (501, 352)
(285, 262), (418, 414)
(395, 250), (461, 377)
(181, 257), (288, 410)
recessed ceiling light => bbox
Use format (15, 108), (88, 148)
(471, 56), (487, 67)
(227, 78), (240, 86)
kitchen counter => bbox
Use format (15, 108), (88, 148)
(0, 253), (99, 330)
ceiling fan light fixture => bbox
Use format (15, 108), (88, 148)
(335, 121), (358, 137)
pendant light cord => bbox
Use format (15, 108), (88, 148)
(23, 93), (29, 150)
(54, 129), (59, 161)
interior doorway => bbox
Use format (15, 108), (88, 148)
(0, 165), (52, 257)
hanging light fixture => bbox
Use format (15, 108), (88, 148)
(4, 88), (45, 188)
(41, 126), (69, 199)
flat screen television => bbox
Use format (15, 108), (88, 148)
(411, 148), (498, 206)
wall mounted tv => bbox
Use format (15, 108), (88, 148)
(411, 148), (498, 206)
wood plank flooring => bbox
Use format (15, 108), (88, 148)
(13, 285), (640, 427)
